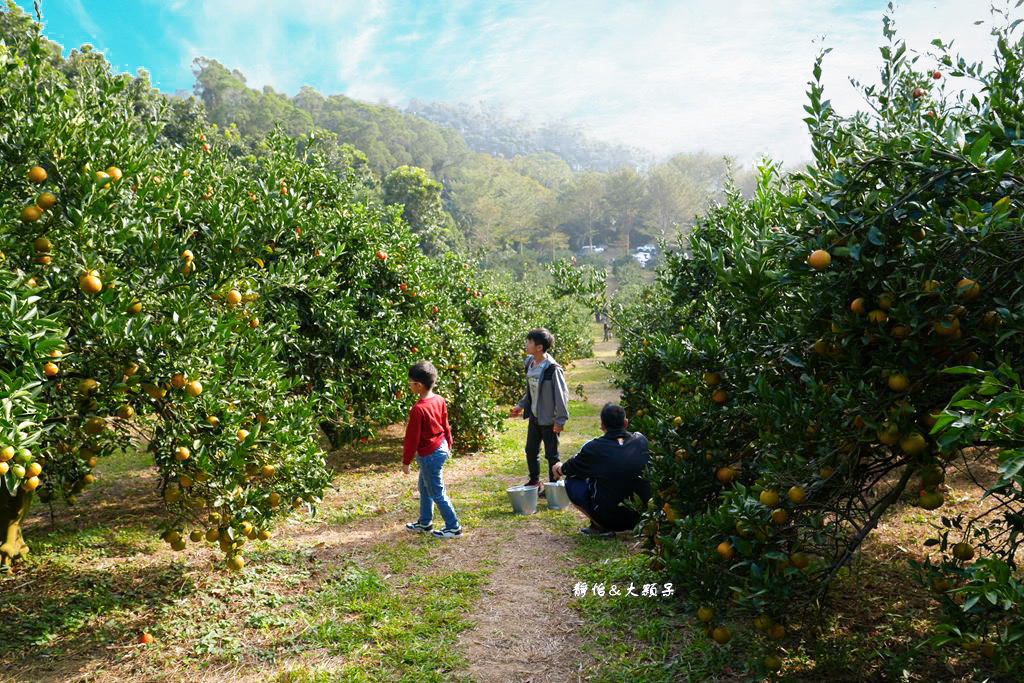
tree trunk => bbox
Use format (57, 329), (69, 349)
(320, 420), (344, 449)
(1, 488), (33, 568)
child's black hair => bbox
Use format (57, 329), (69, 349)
(409, 360), (438, 389)
(600, 402), (626, 430)
(526, 327), (555, 352)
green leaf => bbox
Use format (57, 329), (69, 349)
(941, 366), (983, 376)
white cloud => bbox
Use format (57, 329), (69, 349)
(166, 0), (1014, 165)
(65, 0), (102, 41)
(409, 0), (1000, 165)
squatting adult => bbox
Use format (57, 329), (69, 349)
(552, 402), (651, 537)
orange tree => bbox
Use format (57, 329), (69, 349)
(0, 4), (589, 569)
(483, 261), (598, 406)
(614, 9), (1024, 675)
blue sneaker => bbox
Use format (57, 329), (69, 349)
(431, 527), (463, 539)
(405, 521), (433, 533)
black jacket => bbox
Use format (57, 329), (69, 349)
(561, 429), (651, 522)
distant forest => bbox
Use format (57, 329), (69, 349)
(191, 58), (756, 259)
(406, 100), (649, 172)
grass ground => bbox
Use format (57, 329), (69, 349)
(0, 325), (1012, 682)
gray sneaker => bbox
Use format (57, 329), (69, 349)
(406, 521), (433, 533)
(431, 527), (463, 539)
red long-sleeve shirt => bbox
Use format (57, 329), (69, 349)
(402, 394), (454, 465)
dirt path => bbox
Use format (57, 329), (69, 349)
(454, 327), (621, 683)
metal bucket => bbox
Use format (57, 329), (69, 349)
(506, 485), (538, 515)
(544, 481), (571, 510)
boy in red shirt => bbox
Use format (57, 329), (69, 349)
(402, 360), (462, 538)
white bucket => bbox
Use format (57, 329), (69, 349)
(544, 481), (571, 510)
(506, 485), (538, 515)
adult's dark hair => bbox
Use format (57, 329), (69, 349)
(600, 402), (627, 430)
(408, 360), (438, 389)
(526, 327), (555, 352)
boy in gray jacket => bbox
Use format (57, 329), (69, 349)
(509, 328), (570, 494)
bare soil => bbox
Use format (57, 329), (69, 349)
(452, 332), (620, 683)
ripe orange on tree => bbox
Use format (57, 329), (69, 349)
(716, 466), (737, 484)
(20, 206), (42, 222)
(956, 278), (980, 301)
(36, 192), (57, 210)
(79, 270), (103, 294)
(27, 165), (47, 183)
(887, 373), (909, 391)
(807, 249), (831, 270)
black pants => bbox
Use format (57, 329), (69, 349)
(525, 417), (560, 483)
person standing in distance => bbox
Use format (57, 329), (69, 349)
(509, 328), (570, 495)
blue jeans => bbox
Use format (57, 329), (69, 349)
(565, 477), (595, 518)
(417, 443), (460, 530)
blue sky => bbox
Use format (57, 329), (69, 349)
(13, 1), (1009, 164)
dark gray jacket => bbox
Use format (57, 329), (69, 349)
(516, 354), (570, 427)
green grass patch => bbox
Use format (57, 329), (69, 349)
(567, 363), (616, 385)
(568, 400), (602, 418)
(275, 563), (484, 682)
(96, 446), (154, 477)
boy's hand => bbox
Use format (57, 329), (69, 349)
(552, 461), (563, 479)
(553, 424), (563, 433)
(402, 463), (410, 475)
(509, 406), (523, 418)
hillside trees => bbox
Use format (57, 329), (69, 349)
(615, 7), (1024, 674)
(382, 165), (458, 252)
(407, 99), (647, 171)
(192, 58), (750, 257)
